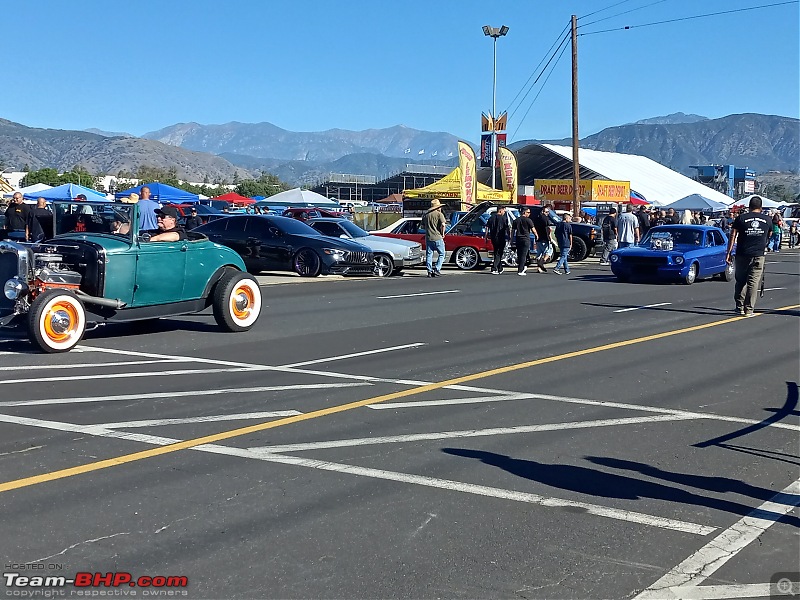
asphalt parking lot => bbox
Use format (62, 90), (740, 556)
(1, 251), (798, 599)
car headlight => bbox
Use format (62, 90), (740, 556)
(323, 248), (348, 259)
(674, 256), (684, 265)
(4, 277), (27, 300)
(610, 255), (619, 263)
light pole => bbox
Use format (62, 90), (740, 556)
(483, 24), (508, 190)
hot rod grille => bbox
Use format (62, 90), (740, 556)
(0, 250), (18, 314)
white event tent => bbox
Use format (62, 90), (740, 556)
(4, 182), (52, 200)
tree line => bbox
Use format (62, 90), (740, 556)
(20, 165), (292, 199)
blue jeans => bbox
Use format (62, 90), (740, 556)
(426, 238), (446, 273)
(769, 233), (781, 252)
(556, 247), (570, 272)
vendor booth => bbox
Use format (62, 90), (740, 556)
(403, 167), (512, 215)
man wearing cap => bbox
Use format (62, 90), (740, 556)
(143, 206), (186, 242)
(137, 186), (160, 231)
(185, 206), (203, 230)
(599, 207), (618, 265)
(726, 195), (771, 316)
(421, 198), (447, 277)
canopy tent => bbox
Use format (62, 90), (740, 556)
(403, 168), (512, 201)
(5, 182), (52, 199)
(213, 191), (256, 205)
(114, 182), (199, 204)
(24, 183), (106, 202)
(733, 194), (785, 209)
(263, 188), (339, 207)
(665, 194), (729, 212)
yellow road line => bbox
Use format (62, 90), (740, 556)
(1, 304), (797, 494)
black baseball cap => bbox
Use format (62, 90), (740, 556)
(155, 206), (180, 219)
(75, 194), (87, 200)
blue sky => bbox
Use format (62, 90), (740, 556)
(5, 0), (798, 144)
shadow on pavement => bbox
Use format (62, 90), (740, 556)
(441, 448), (800, 526)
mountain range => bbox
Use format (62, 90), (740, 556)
(1, 113), (797, 186)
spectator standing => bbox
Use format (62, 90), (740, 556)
(637, 207), (651, 237)
(725, 195), (771, 316)
(553, 213), (573, 275)
(680, 210), (693, 225)
(788, 219), (797, 248)
(768, 213), (782, 252)
(599, 207), (618, 265)
(137, 186), (160, 231)
(533, 204), (552, 273)
(666, 208), (678, 224)
(511, 206), (535, 276)
(4, 192), (30, 239)
(29, 197), (51, 240)
(421, 199), (447, 277)
(184, 207), (204, 230)
(653, 210), (667, 227)
(484, 205), (511, 274)
(617, 204), (640, 248)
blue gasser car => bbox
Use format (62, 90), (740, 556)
(610, 225), (735, 285)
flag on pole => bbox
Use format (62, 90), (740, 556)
(447, 151), (453, 157)
(404, 148), (411, 154)
(432, 151), (438, 157)
(418, 149), (425, 155)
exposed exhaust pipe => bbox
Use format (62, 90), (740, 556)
(75, 290), (127, 309)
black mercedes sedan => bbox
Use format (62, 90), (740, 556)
(193, 215), (374, 277)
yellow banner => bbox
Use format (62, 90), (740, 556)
(458, 141), (477, 206)
(535, 179), (630, 202)
(498, 146), (517, 199)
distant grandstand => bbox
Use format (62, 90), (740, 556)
(311, 164), (452, 203)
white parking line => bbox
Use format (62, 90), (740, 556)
(613, 303), (672, 313)
(99, 411), (302, 429)
(0, 412), (716, 536)
(635, 477), (800, 598)
(0, 367), (267, 386)
(252, 453), (717, 536)
(660, 583), (784, 599)
(0, 383), (371, 408)
(282, 343), (424, 368)
(249, 414), (696, 453)
(368, 392), (800, 431)
(377, 290), (460, 299)
(0, 359), (185, 372)
(763, 287), (786, 291)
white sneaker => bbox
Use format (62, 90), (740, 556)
(517, 271), (527, 276)
(521, 265), (528, 274)
(491, 270), (499, 275)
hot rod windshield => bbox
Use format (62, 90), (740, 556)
(53, 202), (135, 241)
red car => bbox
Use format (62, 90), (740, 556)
(372, 207), (493, 270)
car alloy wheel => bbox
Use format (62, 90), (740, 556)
(501, 246), (517, 268)
(454, 246), (480, 270)
(373, 254), (393, 278)
(212, 270), (262, 332)
(684, 262), (698, 285)
(28, 289), (86, 353)
(293, 248), (322, 277)
(720, 261), (734, 282)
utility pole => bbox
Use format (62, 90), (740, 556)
(571, 14), (580, 217)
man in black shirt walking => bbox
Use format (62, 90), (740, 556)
(726, 195), (771, 316)
(599, 208), (618, 265)
(512, 207), (535, 276)
(532, 205), (552, 273)
(484, 205), (511, 274)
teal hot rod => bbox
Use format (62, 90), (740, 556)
(0, 201), (262, 352)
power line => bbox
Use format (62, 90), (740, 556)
(511, 35), (572, 140)
(508, 30), (571, 123)
(578, 0), (637, 20)
(578, 0), (798, 36)
(579, 0), (670, 28)
(506, 23), (570, 116)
